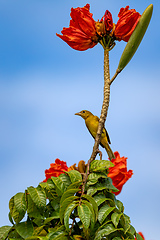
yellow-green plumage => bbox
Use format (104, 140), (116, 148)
(75, 110), (115, 160)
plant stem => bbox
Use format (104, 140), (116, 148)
(82, 48), (111, 193)
(109, 68), (121, 85)
(88, 48), (111, 165)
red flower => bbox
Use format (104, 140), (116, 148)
(135, 232), (145, 240)
(114, 6), (141, 42)
(95, 10), (113, 37)
(43, 159), (68, 182)
(104, 10), (113, 32)
(108, 151), (133, 195)
(56, 4), (98, 51)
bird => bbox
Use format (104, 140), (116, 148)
(75, 110), (115, 160)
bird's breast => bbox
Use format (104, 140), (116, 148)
(85, 117), (99, 138)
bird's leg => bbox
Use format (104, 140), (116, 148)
(97, 148), (102, 160)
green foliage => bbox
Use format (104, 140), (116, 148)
(0, 226), (12, 240)
(1, 160), (138, 239)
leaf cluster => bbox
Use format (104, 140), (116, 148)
(0, 160), (143, 240)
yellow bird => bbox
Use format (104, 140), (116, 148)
(75, 110), (115, 160)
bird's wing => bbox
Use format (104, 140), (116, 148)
(103, 128), (111, 144)
(95, 116), (111, 144)
(86, 115), (111, 147)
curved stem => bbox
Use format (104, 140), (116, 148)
(109, 68), (121, 85)
(82, 48), (111, 194)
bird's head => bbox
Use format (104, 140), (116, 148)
(75, 110), (93, 120)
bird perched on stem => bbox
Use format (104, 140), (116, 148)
(75, 110), (115, 160)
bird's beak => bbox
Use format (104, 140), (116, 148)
(75, 112), (81, 116)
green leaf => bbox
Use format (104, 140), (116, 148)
(118, 4), (153, 72)
(47, 225), (68, 240)
(44, 213), (60, 224)
(27, 186), (46, 209)
(15, 219), (34, 239)
(60, 196), (79, 223)
(14, 192), (27, 214)
(9, 196), (25, 224)
(66, 180), (82, 190)
(78, 204), (91, 230)
(66, 170), (82, 183)
(90, 160), (114, 172)
(32, 226), (45, 236)
(116, 199), (124, 213)
(120, 214), (131, 234)
(5, 228), (22, 239)
(64, 202), (79, 231)
(58, 173), (72, 189)
(98, 204), (115, 224)
(0, 226), (12, 240)
(73, 235), (84, 240)
(8, 212), (14, 225)
(87, 172), (107, 185)
(9, 197), (14, 216)
(50, 234), (68, 240)
(105, 178), (119, 192)
(50, 198), (60, 211)
(39, 179), (56, 200)
(112, 238), (122, 240)
(47, 225), (65, 234)
(26, 237), (47, 240)
(60, 188), (80, 206)
(81, 195), (98, 219)
(80, 200), (96, 231)
(93, 193), (105, 203)
(136, 232), (145, 240)
(27, 194), (43, 219)
(94, 224), (118, 240)
(94, 194), (114, 207)
(130, 225), (136, 235)
(111, 212), (122, 228)
(50, 210), (60, 220)
(12, 208), (25, 224)
(51, 176), (65, 196)
(87, 182), (108, 196)
(33, 218), (44, 227)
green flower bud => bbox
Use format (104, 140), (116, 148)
(118, 4), (153, 72)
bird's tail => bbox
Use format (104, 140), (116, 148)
(105, 143), (115, 161)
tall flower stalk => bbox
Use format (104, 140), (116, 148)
(81, 48), (112, 194)
(86, 48), (112, 169)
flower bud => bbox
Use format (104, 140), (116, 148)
(118, 4), (153, 72)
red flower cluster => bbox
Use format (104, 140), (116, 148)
(108, 151), (133, 195)
(57, 4), (141, 50)
(43, 159), (68, 182)
(43, 153), (133, 196)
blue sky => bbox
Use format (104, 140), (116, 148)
(0, 0), (160, 239)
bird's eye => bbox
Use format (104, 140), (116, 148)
(82, 111), (85, 113)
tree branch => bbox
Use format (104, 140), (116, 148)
(82, 48), (111, 194)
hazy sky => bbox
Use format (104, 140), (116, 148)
(0, 1), (159, 239)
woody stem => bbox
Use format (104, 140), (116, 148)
(82, 48), (111, 193)
(109, 68), (121, 85)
